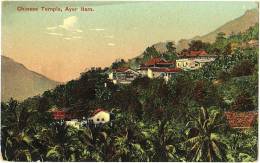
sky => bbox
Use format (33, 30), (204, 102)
(2, 1), (258, 82)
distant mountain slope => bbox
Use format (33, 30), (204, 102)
(176, 9), (259, 51)
(136, 9), (258, 54)
(1, 56), (60, 101)
(127, 9), (258, 68)
(152, 41), (175, 54)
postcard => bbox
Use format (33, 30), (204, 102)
(1, 1), (259, 162)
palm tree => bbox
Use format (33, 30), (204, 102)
(184, 107), (227, 162)
(1, 99), (37, 161)
(33, 120), (93, 161)
(151, 119), (182, 161)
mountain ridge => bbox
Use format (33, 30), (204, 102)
(176, 8), (259, 51)
(1, 55), (61, 101)
(135, 8), (258, 54)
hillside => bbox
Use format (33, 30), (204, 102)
(1, 56), (60, 101)
(176, 9), (259, 51)
(1, 14), (258, 161)
(132, 9), (258, 55)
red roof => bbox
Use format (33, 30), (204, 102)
(181, 50), (208, 57)
(225, 111), (258, 128)
(157, 60), (175, 65)
(144, 58), (164, 66)
(113, 67), (129, 72)
(92, 108), (108, 116)
(150, 67), (182, 73)
(189, 50), (208, 57)
(52, 110), (66, 120)
(143, 58), (175, 67)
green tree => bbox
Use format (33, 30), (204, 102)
(1, 99), (37, 161)
(111, 59), (127, 69)
(231, 59), (255, 77)
(166, 42), (176, 54)
(143, 46), (161, 61)
(224, 125), (258, 162)
(185, 107), (227, 162)
(231, 92), (255, 112)
(188, 40), (211, 51)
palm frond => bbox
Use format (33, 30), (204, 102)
(185, 136), (203, 145)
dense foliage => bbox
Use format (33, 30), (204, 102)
(1, 24), (258, 161)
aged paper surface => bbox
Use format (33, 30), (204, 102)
(1, 1), (259, 162)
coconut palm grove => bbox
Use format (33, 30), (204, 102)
(1, 23), (259, 161)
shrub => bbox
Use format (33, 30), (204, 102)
(231, 60), (255, 77)
(217, 71), (231, 81)
(231, 92), (255, 112)
(192, 80), (221, 107)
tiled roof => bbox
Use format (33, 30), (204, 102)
(144, 58), (164, 66)
(92, 108), (108, 116)
(113, 67), (129, 72)
(143, 58), (175, 67)
(150, 67), (182, 73)
(189, 50), (208, 56)
(224, 111), (258, 128)
(180, 50), (208, 57)
(157, 60), (175, 65)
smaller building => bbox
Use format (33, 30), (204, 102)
(88, 108), (110, 125)
(176, 59), (192, 69)
(52, 110), (66, 120)
(108, 68), (140, 84)
(147, 67), (182, 82)
(225, 111), (258, 129)
(176, 58), (215, 70)
(193, 58), (215, 68)
(50, 107), (71, 120)
(65, 120), (81, 129)
(50, 107), (82, 120)
(142, 57), (175, 68)
(179, 50), (217, 59)
(139, 57), (176, 78)
(189, 50), (208, 58)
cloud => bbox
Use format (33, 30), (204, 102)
(75, 29), (83, 33)
(64, 37), (72, 40)
(107, 43), (115, 46)
(72, 36), (82, 39)
(59, 16), (82, 33)
(104, 35), (114, 39)
(89, 28), (105, 31)
(47, 32), (63, 36)
(45, 16), (83, 40)
(62, 36), (82, 41)
(47, 26), (57, 30)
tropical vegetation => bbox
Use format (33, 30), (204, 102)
(1, 23), (258, 161)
